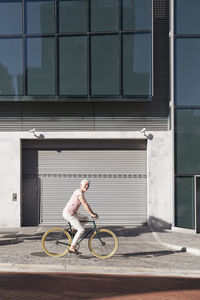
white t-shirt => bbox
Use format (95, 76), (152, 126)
(63, 189), (83, 215)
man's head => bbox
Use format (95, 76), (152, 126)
(80, 179), (90, 192)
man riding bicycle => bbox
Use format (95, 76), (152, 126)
(63, 179), (98, 255)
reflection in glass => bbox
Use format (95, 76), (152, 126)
(0, 0), (22, 34)
(0, 38), (23, 95)
(123, 33), (151, 96)
(58, 0), (86, 33)
(122, 0), (151, 30)
(175, 177), (194, 229)
(25, 0), (55, 34)
(91, 35), (119, 95)
(176, 109), (200, 175)
(175, 0), (200, 34)
(59, 36), (87, 95)
(91, 0), (119, 32)
(26, 37), (55, 95)
(175, 38), (200, 105)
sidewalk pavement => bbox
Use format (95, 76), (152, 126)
(152, 227), (200, 256)
(0, 225), (200, 276)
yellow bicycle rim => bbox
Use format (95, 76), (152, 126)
(88, 228), (118, 259)
(42, 227), (72, 258)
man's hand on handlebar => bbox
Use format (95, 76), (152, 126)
(91, 213), (98, 219)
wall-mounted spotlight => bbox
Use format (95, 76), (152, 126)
(140, 128), (153, 140)
(140, 128), (146, 135)
(29, 128), (44, 139)
(29, 128), (37, 137)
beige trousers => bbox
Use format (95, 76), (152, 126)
(63, 211), (88, 246)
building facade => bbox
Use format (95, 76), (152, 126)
(0, 0), (173, 228)
(173, 0), (200, 233)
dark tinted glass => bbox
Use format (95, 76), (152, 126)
(123, 33), (151, 96)
(176, 109), (200, 174)
(91, 35), (119, 96)
(25, 0), (55, 34)
(175, 38), (200, 105)
(91, 0), (119, 32)
(26, 37), (55, 95)
(123, 0), (151, 30)
(0, 1), (22, 34)
(175, 0), (200, 34)
(0, 38), (23, 95)
(59, 36), (87, 95)
(175, 177), (195, 229)
(58, 0), (86, 33)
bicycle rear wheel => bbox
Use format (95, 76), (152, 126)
(42, 227), (72, 258)
(88, 229), (118, 259)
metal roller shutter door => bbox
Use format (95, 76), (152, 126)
(38, 150), (147, 226)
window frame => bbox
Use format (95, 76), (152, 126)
(0, 36), (23, 96)
(174, 0), (200, 108)
(25, 36), (56, 96)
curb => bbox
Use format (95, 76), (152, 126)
(0, 263), (200, 277)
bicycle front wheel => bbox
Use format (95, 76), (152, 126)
(42, 227), (72, 258)
(88, 229), (118, 259)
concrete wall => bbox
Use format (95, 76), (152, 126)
(0, 131), (172, 228)
(147, 131), (172, 228)
(0, 135), (21, 227)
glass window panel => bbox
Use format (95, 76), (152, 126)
(175, 177), (195, 229)
(25, 0), (55, 34)
(59, 36), (87, 95)
(0, 0), (22, 35)
(26, 37), (55, 95)
(58, 0), (86, 33)
(123, 33), (152, 96)
(91, 35), (119, 96)
(0, 38), (23, 96)
(175, 109), (200, 174)
(123, 0), (152, 30)
(175, 0), (200, 34)
(175, 38), (200, 106)
(90, 0), (119, 32)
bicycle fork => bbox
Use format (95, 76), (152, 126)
(93, 222), (105, 246)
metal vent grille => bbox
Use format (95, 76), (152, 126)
(154, 0), (168, 18)
(23, 173), (147, 179)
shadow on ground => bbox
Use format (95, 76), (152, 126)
(0, 233), (44, 241)
(31, 252), (48, 257)
(118, 249), (184, 258)
(0, 216), (171, 240)
(31, 248), (183, 260)
(0, 215), (171, 250)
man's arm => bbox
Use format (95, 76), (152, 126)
(78, 196), (98, 218)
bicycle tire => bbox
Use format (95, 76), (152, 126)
(88, 229), (118, 259)
(42, 227), (72, 258)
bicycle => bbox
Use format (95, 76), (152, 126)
(42, 218), (118, 259)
